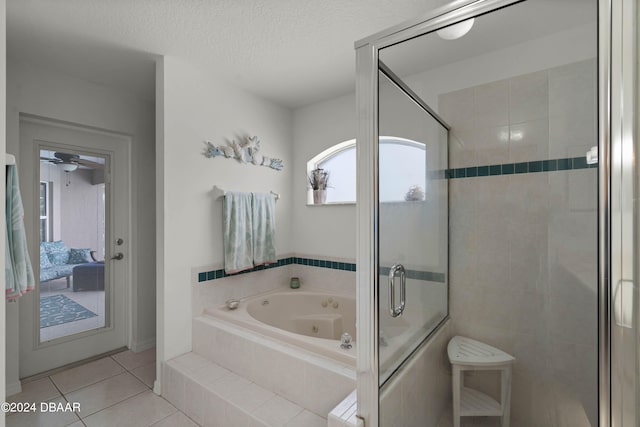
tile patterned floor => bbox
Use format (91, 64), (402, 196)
(6, 348), (198, 427)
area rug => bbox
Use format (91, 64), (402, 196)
(40, 294), (97, 328)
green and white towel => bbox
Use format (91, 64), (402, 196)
(6, 164), (35, 300)
(252, 193), (276, 266)
(223, 192), (254, 274)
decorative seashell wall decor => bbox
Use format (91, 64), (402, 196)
(203, 136), (284, 171)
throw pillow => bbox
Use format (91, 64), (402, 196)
(43, 240), (69, 265)
(68, 248), (92, 264)
(39, 244), (52, 269)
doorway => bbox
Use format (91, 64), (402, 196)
(18, 115), (131, 378)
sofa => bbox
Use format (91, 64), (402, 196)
(40, 241), (93, 287)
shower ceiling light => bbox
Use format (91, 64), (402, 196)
(437, 18), (475, 40)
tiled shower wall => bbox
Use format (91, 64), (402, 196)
(441, 59), (597, 427)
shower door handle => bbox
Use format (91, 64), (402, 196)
(388, 263), (406, 317)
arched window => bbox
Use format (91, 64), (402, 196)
(307, 137), (426, 204)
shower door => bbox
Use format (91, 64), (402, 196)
(376, 63), (449, 389)
(357, 1), (610, 426)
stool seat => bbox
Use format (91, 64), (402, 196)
(448, 336), (515, 367)
(448, 336), (515, 427)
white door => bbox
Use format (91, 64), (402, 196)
(18, 115), (131, 377)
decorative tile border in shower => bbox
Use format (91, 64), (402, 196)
(379, 266), (445, 283)
(196, 256), (356, 283)
(446, 156), (597, 179)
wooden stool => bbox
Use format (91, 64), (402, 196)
(447, 336), (515, 427)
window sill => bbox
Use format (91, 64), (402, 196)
(306, 202), (356, 206)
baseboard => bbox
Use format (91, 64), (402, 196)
(130, 337), (156, 353)
(6, 381), (22, 397)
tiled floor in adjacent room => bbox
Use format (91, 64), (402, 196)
(6, 348), (198, 427)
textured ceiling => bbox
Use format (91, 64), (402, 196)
(7, 0), (437, 108)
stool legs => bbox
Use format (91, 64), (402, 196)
(452, 366), (461, 427)
(501, 366), (512, 427)
(451, 365), (512, 427)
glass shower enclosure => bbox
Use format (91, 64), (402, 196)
(355, 0), (638, 426)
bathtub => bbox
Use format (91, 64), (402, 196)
(204, 288), (357, 367)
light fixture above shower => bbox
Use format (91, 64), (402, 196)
(437, 18), (475, 40)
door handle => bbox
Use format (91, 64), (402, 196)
(613, 279), (634, 328)
(111, 252), (124, 261)
(388, 263), (406, 318)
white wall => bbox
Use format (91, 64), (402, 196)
(157, 56), (293, 377)
(292, 94), (356, 259)
(5, 58), (156, 390)
(59, 169), (105, 259)
(40, 163), (105, 258)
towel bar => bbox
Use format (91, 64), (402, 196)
(212, 185), (280, 200)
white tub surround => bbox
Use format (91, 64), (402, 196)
(328, 390), (362, 427)
(187, 259), (357, 420)
(193, 312), (356, 418)
(163, 352), (327, 427)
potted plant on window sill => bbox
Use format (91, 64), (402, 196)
(308, 168), (330, 204)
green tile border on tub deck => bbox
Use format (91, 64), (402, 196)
(446, 156), (597, 179)
(197, 256), (356, 283)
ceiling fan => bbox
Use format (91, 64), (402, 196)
(40, 152), (104, 173)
